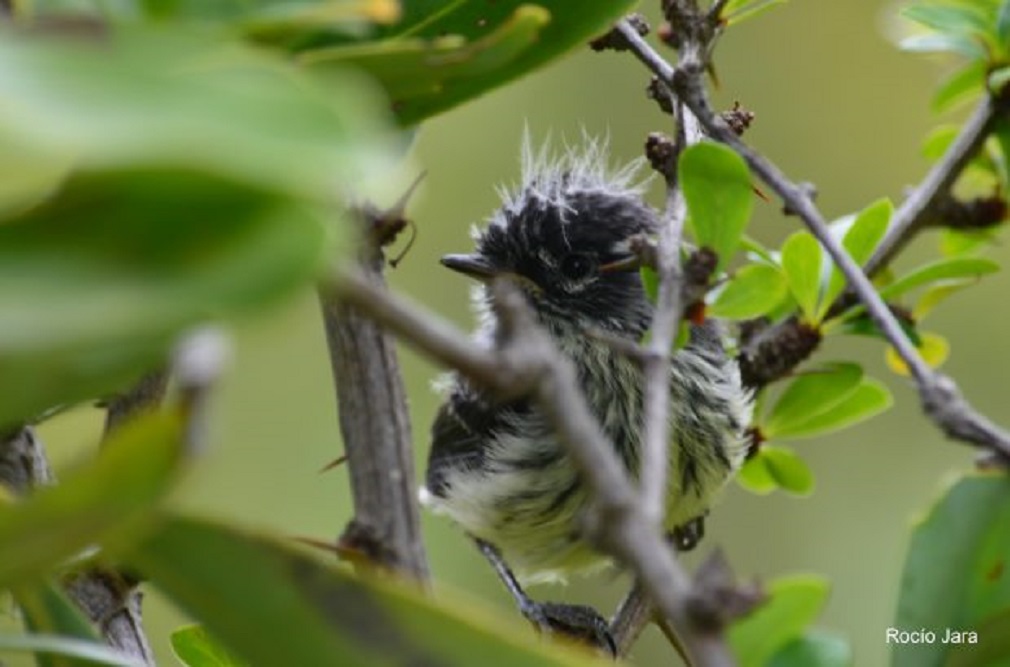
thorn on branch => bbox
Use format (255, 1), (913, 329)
(589, 13), (649, 52)
(720, 102), (755, 136)
(354, 172), (426, 266)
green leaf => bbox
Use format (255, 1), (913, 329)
(762, 446), (815, 496)
(680, 142), (754, 272)
(721, 0), (788, 25)
(879, 257), (1000, 301)
(947, 607), (1010, 667)
(709, 264), (789, 319)
(902, 3), (990, 36)
(940, 228), (999, 256)
(125, 515), (592, 667)
(768, 631), (852, 667)
(894, 475), (1010, 667)
(900, 33), (986, 59)
(933, 62), (986, 113)
(762, 363), (863, 438)
(914, 279), (980, 320)
(885, 332), (950, 376)
(0, 31), (392, 205)
(301, 1), (638, 124)
(13, 581), (108, 667)
(640, 266), (659, 304)
(0, 412), (185, 586)
(989, 66), (1010, 93)
(0, 168), (324, 428)
(999, 0), (1010, 55)
(770, 378), (893, 440)
(0, 634), (145, 667)
(737, 453), (778, 495)
(780, 231), (823, 323)
(729, 574), (831, 667)
(820, 199), (891, 319)
(172, 625), (246, 667)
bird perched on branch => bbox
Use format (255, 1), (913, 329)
(421, 136), (752, 651)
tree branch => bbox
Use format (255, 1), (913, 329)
(62, 368), (171, 665)
(332, 269), (736, 666)
(318, 205), (430, 582)
(617, 43), (1010, 459)
(865, 97), (1003, 276)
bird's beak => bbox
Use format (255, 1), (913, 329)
(598, 255), (641, 273)
(440, 253), (500, 281)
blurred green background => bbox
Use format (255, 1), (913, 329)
(7, 0), (1009, 665)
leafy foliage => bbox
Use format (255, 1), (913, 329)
(124, 515), (597, 667)
(728, 575), (835, 667)
(894, 475), (1010, 667)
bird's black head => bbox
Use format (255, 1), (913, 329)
(442, 139), (659, 336)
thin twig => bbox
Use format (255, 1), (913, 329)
(865, 97), (1002, 277)
(614, 38), (1010, 458)
(332, 269), (735, 666)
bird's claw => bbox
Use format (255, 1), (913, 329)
(519, 600), (617, 657)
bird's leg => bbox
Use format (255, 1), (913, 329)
(472, 538), (616, 656)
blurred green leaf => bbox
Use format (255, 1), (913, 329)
(13, 581), (109, 667)
(781, 231), (823, 323)
(0, 32), (393, 205)
(124, 515), (597, 667)
(762, 446), (815, 496)
(770, 378), (892, 440)
(947, 607), (1010, 667)
(681, 142), (754, 272)
(721, 0), (788, 25)
(878, 257), (1000, 301)
(0, 168), (324, 428)
(640, 266), (659, 304)
(821, 199), (891, 319)
(762, 363), (862, 438)
(768, 631), (852, 667)
(709, 264), (789, 319)
(900, 33), (987, 59)
(894, 474), (1010, 667)
(729, 574), (831, 667)
(0, 412), (184, 586)
(933, 62), (986, 112)
(0, 634), (145, 667)
(737, 453), (778, 495)
(301, 1), (637, 125)
(940, 227), (1000, 256)
(902, 3), (990, 36)
(914, 278), (980, 320)
(989, 65), (1010, 92)
(172, 625), (245, 667)
(999, 0), (1010, 54)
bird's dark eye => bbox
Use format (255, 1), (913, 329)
(559, 253), (595, 281)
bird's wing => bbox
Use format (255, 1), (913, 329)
(426, 390), (529, 496)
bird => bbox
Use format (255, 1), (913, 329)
(420, 135), (753, 651)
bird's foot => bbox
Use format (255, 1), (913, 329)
(518, 599), (616, 657)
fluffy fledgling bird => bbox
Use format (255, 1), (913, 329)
(421, 137), (752, 646)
